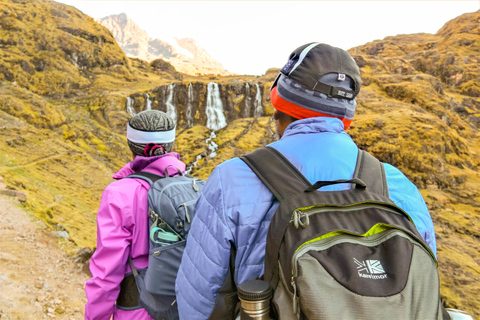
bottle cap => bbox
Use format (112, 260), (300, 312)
(238, 279), (272, 301)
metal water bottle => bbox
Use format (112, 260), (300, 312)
(238, 279), (273, 320)
(446, 309), (474, 320)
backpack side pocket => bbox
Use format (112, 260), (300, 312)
(144, 240), (186, 295)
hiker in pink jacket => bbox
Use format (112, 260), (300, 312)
(85, 110), (185, 320)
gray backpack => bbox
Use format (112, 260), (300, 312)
(120, 171), (205, 320)
(240, 147), (450, 320)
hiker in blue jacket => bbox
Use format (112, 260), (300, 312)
(175, 43), (437, 320)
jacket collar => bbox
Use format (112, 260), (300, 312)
(281, 117), (345, 140)
(113, 152), (185, 180)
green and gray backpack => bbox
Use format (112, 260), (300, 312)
(241, 146), (449, 320)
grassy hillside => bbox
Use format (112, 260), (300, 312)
(0, 0), (479, 316)
(347, 11), (480, 315)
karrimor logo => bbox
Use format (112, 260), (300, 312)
(354, 258), (388, 280)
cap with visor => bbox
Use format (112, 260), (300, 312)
(271, 43), (362, 129)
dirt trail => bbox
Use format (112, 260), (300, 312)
(0, 178), (89, 320)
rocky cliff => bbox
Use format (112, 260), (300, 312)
(0, 0), (479, 316)
(97, 13), (232, 76)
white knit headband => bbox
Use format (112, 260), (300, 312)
(126, 123), (176, 144)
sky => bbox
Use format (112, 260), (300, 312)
(57, 1), (480, 75)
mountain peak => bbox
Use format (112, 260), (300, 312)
(98, 13), (233, 75)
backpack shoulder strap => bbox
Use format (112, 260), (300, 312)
(125, 171), (164, 185)
(240, 146), (311, 201)
(353, 150), (389, 197)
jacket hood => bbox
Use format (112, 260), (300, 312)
(113, 152), (185, 180)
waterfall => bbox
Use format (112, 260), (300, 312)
(145, 93), (152, 111)
(205, 82), (227, 130)
(244, 83), (251, 117)
(185, 154), (202, 175)
(253, 84), (263, 118)
(206, 131), (218, 158)
(165, 84), (177, 123)
(185, 131), (218, 174)
(126, 97), (136, 116)
(186, 83), (194, 128)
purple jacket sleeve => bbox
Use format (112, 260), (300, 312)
(175, 167), (234, 320)
(85, 182), (136, 320)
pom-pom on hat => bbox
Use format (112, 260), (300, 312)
(271, 43), (361, 129)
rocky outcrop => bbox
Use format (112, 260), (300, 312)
(97, 13), (232, 75)
(125, 81), (268, 129)
(96, 13), (150, 58)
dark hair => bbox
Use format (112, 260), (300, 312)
(275, 109), (299, 123)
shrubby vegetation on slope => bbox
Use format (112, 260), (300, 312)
(0, 0), (133, 96)
(347, 12), (480, 315)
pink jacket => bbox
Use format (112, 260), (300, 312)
(85, 153), (186, 320)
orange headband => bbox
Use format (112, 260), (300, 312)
(271, 86), (352, 130)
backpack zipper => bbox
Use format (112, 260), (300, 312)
(156, 179), (198, 201)
(192, 178), (199, 192)
(174, 199), (197, 229)
(291, 228), (405, 279)
(291, 276), (299, 318)
(291, 203), (405, 229)
(178, 201), (196, 224)
(155, 180), (198, 221)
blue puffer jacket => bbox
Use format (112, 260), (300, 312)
(175, 117), (436, 320)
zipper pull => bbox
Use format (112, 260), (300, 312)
(291, 277), (299, 318)
(183, 203), (191, 223)
(294, 211), (300, 229)
(294, 210), (309, 229)
(192, 178), (199, 192)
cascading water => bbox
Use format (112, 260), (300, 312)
(244, 83), (251, 117)
(186, 83), (194, 128)
(126, 97), (136, 116)
(186, 83), (225, 173)
(206, 131), (218, 158)
(185, 131), (219, 174)
(145, 93), (152, 111)
(205, 82), (227, 130)
(185, 154), (202, 175)
(253, 84), (264, 118)
(165, 84), (177, 123)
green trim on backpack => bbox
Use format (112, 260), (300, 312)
(294, 222), (437, 266)
(296, 223), (393, 252)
